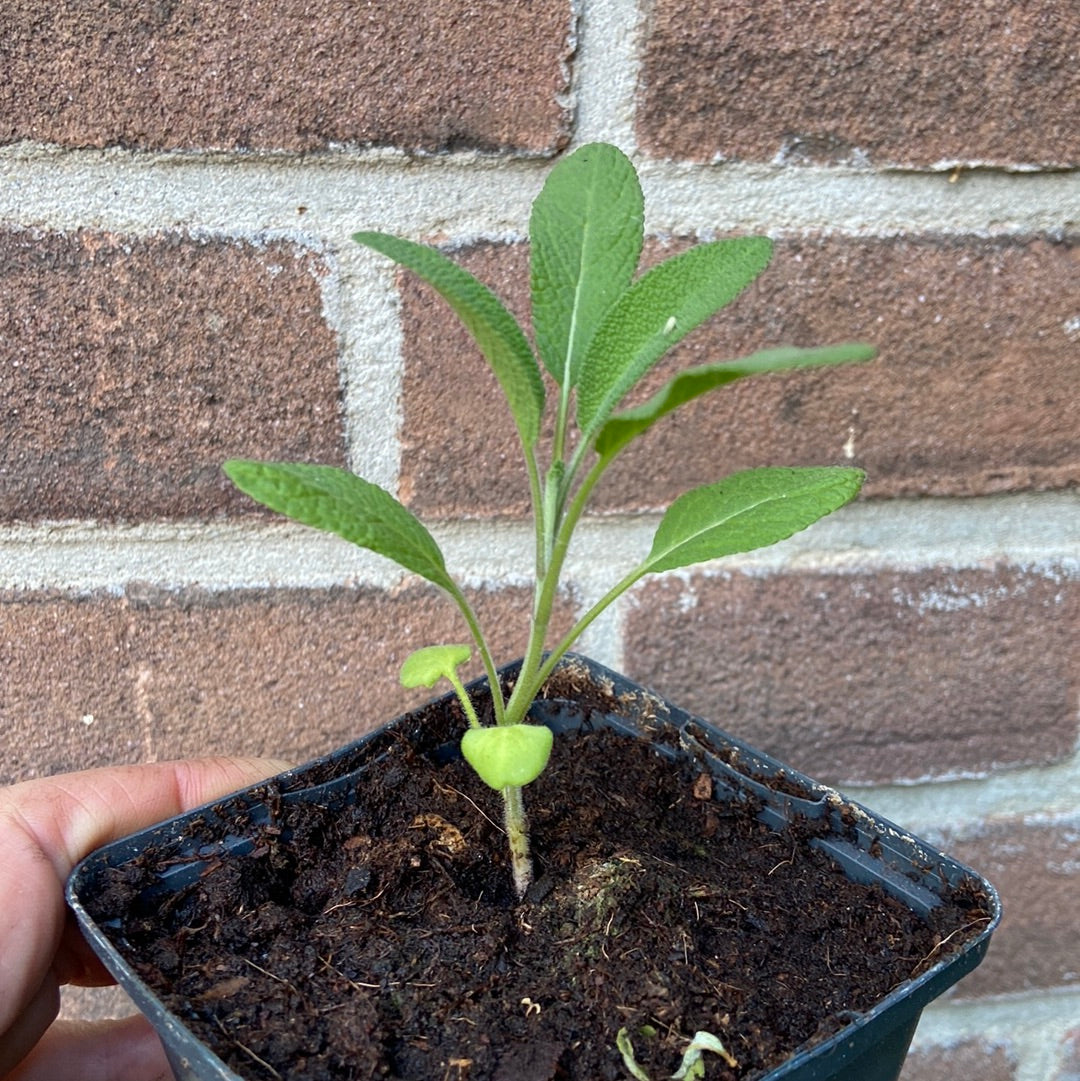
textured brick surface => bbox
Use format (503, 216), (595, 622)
(0, 228), (343, 522)
(0, 0), (573, 153)
(623, 566), (1078, 786)
(901, 1040), (1017, 1081)
(637, 0), (1080, 166)
(398, 235), (1080, 517)
(943, 817), (1080, 997)
(399, 242), (535, 517)
(0, 584), (573, 785)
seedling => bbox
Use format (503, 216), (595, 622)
(225, 143), (873, 898)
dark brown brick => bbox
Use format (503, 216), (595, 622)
(605, 234), (1080, 508)
(398, 235), (1080, 516)
(399, 242), (534, 518)
(901, 1040), (1016, 1081)
(0, 228), (343, 522)
(0, 1), (572, 153)
(0, 584), (574, 786)
(637, 0), (1080, 166)
(623, 566), (1078, 786)
(943, 817), (1080, 997)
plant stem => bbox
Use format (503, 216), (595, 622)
(523, 561), (647, 705)
(446, 582), (506, 725)
(503, 452), (612, 725)
(446, 672), (482, 729)
(501, 784), (533, 898)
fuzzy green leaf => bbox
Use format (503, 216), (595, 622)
(353, 231), (544, 447)
(400, 644), (472, 689)
(530, 143), (643, 387)
(224, 460), (454, 591)
(594, 343), (876, 459)
(460, 724), (554, 790)
(643, 467), (864, 575)
(575, 237), (773, 437)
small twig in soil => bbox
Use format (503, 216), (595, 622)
(767, 843), (798, 876)
(212, 1015), (282, 1080)
(434, 780), (504, 833)
(917, 917), (995, 967)
(241, 957), (307, 1005)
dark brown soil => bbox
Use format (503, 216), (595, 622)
(84, 673), (992, 1081)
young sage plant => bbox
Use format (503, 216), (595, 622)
(225, 143), (874, 898)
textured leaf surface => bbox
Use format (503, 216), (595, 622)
(400, 644), (472, 689)
(461, 724), (554, 790)
(644, 467), (864, 574)
(576, 237), (773, 436)
(224, 460), (453, 590)
(530, 143), (643, 387)
(594, 343), (876, 459)
(354, 231), (544, 447)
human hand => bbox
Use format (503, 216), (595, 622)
(0, 757), (292, 1081)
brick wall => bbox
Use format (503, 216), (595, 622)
(1, 1), (1077, 1076)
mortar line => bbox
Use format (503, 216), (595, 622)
(568, 0), (647, 151)
(2, 146), (1076, 240)
(1, 492), (1076, 593)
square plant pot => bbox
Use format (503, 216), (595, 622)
(67, 655), (1000, 1081)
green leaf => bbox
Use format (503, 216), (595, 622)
(671, 1032), (738, 1078)
(224, 460), (454, 591)
(594, 343), (876, 459)
(530, 143), (643, 387)
(575, 237), (773, 437)
(643, 467), (864, 575)
(616, 1029), (652, 1081)
(353, 231), (544, 448)
(400, 644), (472, 689)
(460, 724), (554, 790)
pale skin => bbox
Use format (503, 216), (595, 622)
(0, 757), (291, 1081)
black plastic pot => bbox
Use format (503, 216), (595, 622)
(67, 655), (1000, 1081)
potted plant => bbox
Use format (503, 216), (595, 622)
(67, 143), (999, 1081)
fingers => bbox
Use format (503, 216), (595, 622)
(3, 756), (294, 882)
(0, 975), (59, 1079)
(0, 757), (291, 1071)
(4, 1014), (174, 1081)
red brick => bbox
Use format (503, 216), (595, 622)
(637, 0), (1080, 167)
(399, 242), (534, 517)
(0, 1), (572, 153)
(398, 235), (1080, 517)
(0, 228), (343, 522)
(0, 584), (574, 785)
(942, 817), (1080, 997)
(901, 1040), (1016, 1081)
(623, 566), (1078, 786)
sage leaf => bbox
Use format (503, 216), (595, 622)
(576, 237), (773, 437)
(224, 460), (455, 592)
(643, 467), (864, 575)
(353, 231), (544, 448)
(594, 343), (876, 460)
(530, 142), (643, 387)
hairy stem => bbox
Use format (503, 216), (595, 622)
(445, 582), (505, 725)
(502, 784), (533, 898)
(504, 452), (613, 725)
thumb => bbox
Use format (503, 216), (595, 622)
(5, 1014), (173, 1081)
